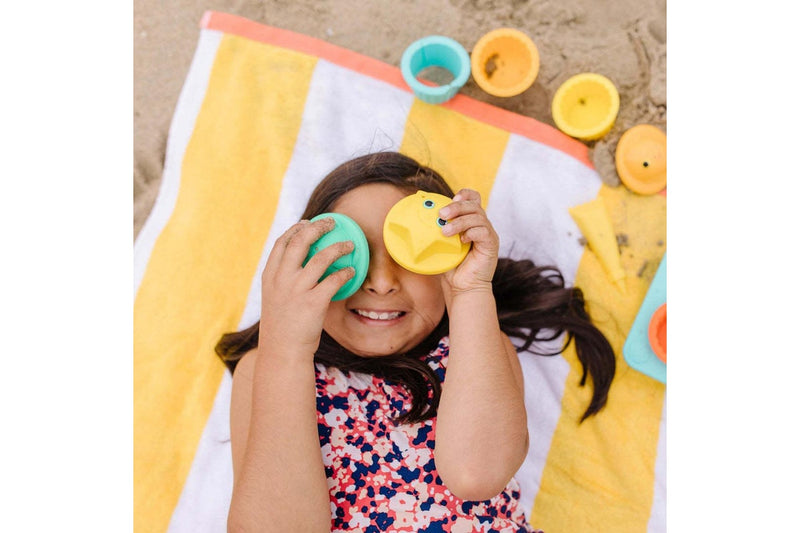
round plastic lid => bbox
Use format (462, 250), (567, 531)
(551, 73), (619, 141)
(305, 213), (369, 301)
(470, 28), (539, 97)
(383, 191), (470, 275)
(648, 303), (667, 363)
(615, 124), (667, 195)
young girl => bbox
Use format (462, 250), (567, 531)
(217, 152), (615, 532)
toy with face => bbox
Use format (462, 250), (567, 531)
(383, 190), (471, 275)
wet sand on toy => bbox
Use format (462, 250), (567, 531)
(134, 0), (666, 239)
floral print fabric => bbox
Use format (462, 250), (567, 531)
(315, 336), (539, 533)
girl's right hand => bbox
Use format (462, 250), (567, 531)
(258, 217), (356, 359)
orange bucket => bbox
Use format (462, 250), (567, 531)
(615, 124), (667, 195)
(470, 28), (539, 97)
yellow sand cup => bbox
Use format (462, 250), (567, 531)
(552, 73), (619, 141)
(471, 28), (539, 97)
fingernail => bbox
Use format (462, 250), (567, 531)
(452, 194), (463, 202)
(439, 207), (450, 219)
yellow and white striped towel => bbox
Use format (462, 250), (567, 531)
(134, 11), (666, 533)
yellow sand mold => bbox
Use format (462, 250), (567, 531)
(552, 73), (619, 141)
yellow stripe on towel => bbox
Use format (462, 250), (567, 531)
(531, 185), (667, 532)
(134, 34), (316, 533)
(400, 99), (509, 204)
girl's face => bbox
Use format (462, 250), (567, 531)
(323, 183), (446, 357)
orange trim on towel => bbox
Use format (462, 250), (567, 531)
(200, 10), (593, 169)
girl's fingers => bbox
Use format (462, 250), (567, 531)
(300, 239), (355, 288)
(451, 188), (481, 204)
(459, 225), (495, 246)
(262, 220), (309, 279)
(314, 265), (356, 301)
(273, 220), (311, 251)
(440, 213), (489, 238)
(439, 191), (483, 221)
(278, 217), (337, 272)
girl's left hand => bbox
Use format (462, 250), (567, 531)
(437, 188), (499, 294)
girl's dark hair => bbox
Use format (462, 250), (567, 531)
(215, 151), (615, 423)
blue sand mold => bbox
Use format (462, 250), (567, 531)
(623, 254), (666, 383)
(305, 213), (370, 301)
(400, 36), (470, 105)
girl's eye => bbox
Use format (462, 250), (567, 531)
(437, 218), (447, 226)
(423, 200), (435, 209)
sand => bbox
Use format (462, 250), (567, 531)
(133, 0), (666, 239)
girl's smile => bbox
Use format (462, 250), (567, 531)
(349, 308), (406, 323)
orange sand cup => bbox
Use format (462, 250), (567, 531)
(470, 28), (539, 97)
(648, 303), (667, 363)
(552, 73), (619, 141)
(615, 124), (667, 195)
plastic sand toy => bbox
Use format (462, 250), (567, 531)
(552, 73), (619, 141)
(383, 191), (471, 275)
(623, 255), (666, 383)
(401, 36), (471, 105)
(304, 213), (370, 301)
(470, 28), (539, 97)
(615, 124), (667, 195)
(569, 196), (626, 293)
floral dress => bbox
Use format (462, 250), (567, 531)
(315, 336), (540, 533)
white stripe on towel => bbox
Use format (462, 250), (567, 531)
(487, 133), (601, 287)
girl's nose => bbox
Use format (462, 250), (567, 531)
(362, 250), (399, 295)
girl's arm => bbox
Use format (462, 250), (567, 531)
(433, 189), (529, 502)
(227, 218), (355, 532)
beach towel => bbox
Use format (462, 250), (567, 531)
(134, 11), (666, 533)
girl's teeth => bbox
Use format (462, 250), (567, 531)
(356, 310), (401, 320)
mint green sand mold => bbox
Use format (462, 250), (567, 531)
(305, 213), (370, 301)
(401, 35), (470, 104)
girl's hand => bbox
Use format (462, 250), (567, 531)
(258, 217), (356, 358)
(437, 189), (499, 294)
